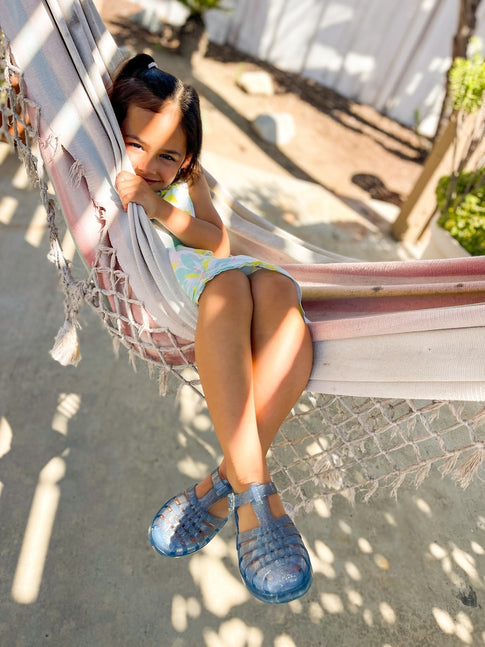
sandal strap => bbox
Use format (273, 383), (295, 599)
(228, 481), (277, 513)
(210, 467), (231, 497)
(198, 467), (232, 510)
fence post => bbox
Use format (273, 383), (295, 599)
(392, 118), (456, 243)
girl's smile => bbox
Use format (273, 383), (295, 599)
(122, 103), (190, 192)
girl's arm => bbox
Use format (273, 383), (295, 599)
(188, 170), (230, 257)
(116, 170), (230, 257)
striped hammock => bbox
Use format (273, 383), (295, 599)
(1, 0), (484, 509)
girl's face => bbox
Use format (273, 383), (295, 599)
(122, 103), (190, 191)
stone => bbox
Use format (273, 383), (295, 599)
(130, 10), (164, 35)
(251, 112), (296, 146)
(236, 70), (274, 96)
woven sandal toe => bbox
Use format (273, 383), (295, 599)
(149, 467), (233, 557)
(230, 482), (313, 604)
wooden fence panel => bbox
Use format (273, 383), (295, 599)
(376, 0), (458, 135)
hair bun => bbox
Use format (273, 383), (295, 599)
(118, 53), (156, 79)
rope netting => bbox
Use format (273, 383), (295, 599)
(2, 32), (484, 510)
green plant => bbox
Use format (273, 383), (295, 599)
(177, 0), (227, 16)
(436, 37), (485, 255)
(436, 170), (485, 255)
(448, 39), (485, 114)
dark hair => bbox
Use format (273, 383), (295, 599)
(110, 53), (202, 182)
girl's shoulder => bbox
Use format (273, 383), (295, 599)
(158, 181), (195, 217)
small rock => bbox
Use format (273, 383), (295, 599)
(236, 71), (274, 96)
(251, 113), (296, 146)
(130, 10), (164, 35)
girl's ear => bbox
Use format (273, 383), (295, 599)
(181, 154), (192, 170)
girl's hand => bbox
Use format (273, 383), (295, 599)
(116, 171), (160, 217)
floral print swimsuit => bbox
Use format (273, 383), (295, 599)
(156, 182), (302, 306)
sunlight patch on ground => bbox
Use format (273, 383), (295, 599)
(429, 540), (484, 589)
(0, 417), (13, 457)
(189, 553), (249, 616)
(171, 594), (201, 633)
(177, 455), (209, 480)
(203, 618), (263, 647)
(379, 601), (396, 624)
(451, 543), (480, 582)
(346, 588), (364, 610)
(201, 534), (231, 560)
(308, 600), (324, 623)
(313, 497), (331, 518)
(11, 456), (66, 604)
(12, 161), (31, 190)
(471, 540), (484, 555)
(320, 592), (344, 614)
(0, 196), (17, 225)
(357, 537), (373, 554)
(432, 607), (474, 644)
(344, 561), (362, 581)
(311, 539), (336, 578)
(61, 229), (76, 263)
(24, 204), (47, 248)
(413, 496), (432, 516)
(0, 143), (10, 164)
(51, 393), (81, 436)
(383, 511), (397, 527)
(374, 554), (391, 571)
(273, 635), (298, 647)
(0, 417), (13, 501)
(339, 519), (352, 535)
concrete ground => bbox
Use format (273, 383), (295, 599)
(1, 127), (484, 647)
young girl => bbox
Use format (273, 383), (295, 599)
(111, 54), (314, 604)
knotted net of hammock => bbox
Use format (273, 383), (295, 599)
(2, 32), (484, 511)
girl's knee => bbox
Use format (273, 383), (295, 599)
(250, 270), (299, 307)
(207, 269), (250, 294)
(200, 270), (253, 312)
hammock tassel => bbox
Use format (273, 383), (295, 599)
(451, 446), (485, 489)
(49, 318), (82, 367)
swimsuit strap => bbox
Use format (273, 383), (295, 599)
(158, 182), (195, 218)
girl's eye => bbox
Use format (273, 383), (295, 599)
(128, 142), (143, 150)
(161, 153), (175, 162)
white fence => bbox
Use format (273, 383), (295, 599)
(154, 0), (485, 138)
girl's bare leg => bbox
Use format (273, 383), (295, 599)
(248, 269), (313, 455)
(195, 270), (313, 531)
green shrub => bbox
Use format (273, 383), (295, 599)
(435, 39), (485, 256)
(449, 45), (485, 115)
(177, 0), (226, 16)
(436, 170), (485, 255)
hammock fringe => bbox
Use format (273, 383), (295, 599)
(68, 159), (87, 188)
(158, 368), (169, 397)
(451, 446), (485, 489)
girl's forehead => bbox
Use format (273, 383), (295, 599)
(127, 102), (182, 128)
(125, 103), (186, 148)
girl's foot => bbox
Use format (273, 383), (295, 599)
(149, 467), (233, 557)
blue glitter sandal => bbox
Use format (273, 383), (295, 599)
(149, 467), (233, 557)
(229, 482), (313, 604)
